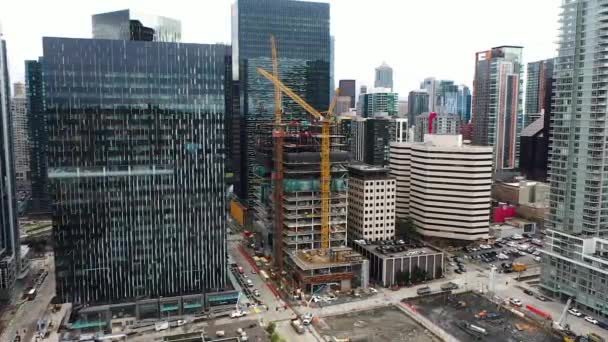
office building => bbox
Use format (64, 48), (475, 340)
(435, 80), (459, 114)
(339, 79), (356, 108)
(330, 36), (335, 100)
(233, 0), (330, 203)
(10, 82), (29, 183)
(389, 143), (412, 224)
(92, 9), (181, 42)
(472, 46), (523, 171)
(352, 240), (444, 287)
(541, 0), (608, 314)
(348, 164), (396, 241)
(375, 62), (393, 90)
(25, 59), (49, 212)
(525, 58), (554, 125)
(390, 135), (492, 240)
(361, 88), (399, 117)
(407, 90), (429, 125)
(420, 77), (437, 112)
(356, 85), (368, 115)
(457, 85), (472, 123)
(45, 15), (228, 305)
(336, 96), (351, 115)
(413, 112), (461, 142)
(0, 24), (19, 301)
(351, 117), (406, 167)
(519, 115), (548, 181)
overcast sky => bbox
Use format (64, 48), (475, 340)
(0, 0), (560, 97)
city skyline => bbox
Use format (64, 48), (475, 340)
(0, 0), (559, 96)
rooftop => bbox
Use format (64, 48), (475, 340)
(353, 239), (439, 259)
(289, 247), (364, 270)
(348, 163), (393, 179)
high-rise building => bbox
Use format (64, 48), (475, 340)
(374, 62), (393, 90)
(351, 117), (407, 166)
(356, 85), (368, 115)
(232, 0), (330, 203)
(361, 88), (399, 117)
(347, 164), (396, 241)
(413, 112), (461, 142)
(457, 85), (472, 123)
(10, 82), (29, 184)
(336, 96), (351, 115)
(541, 0), (608, 313)
(408, 90), (429, 125)
(92, 9), (181, 42)
(525, 59), (554, 122)
(339, 79), (356, 108)
(472, 46), (523, 171)
(435, 80), (459, 114)
(0, 23), (19, 301)
(25, 59), (49, 212)
(519, 115), (547, 181)
(390, 135), (492, 240)
(420, 77), (437, 112)
(398, 99), (408, 117)
(45, 16), (228, 305)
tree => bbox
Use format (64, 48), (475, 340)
(396, 217), (418, 239)
(266, 322), (276, 334)
(271, 332), (286, 342)
(436, 266), (443, 279)
(411, 266), (426, 284)
(395, 270), (410, 286)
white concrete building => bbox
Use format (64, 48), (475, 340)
(390, 135), (492, 240)
(348, 164), (396, 241)
(389, 142), (412, 218)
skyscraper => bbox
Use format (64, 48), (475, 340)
(0, 23), (19, 301)
(232, 0), (330, 203)
(398, 99), (408, 117)
(351, 117), (406, 167)
(456, 85), (472, 123)
(407, 90), (429, 125)
(10, 83), (29, 185)
(361, 88), (399, 117)
(25, 59), (49, 212)
(525, 58), (554, 127)
(435, 80), (459, 114)
(374, 62), (393, 90)
(472, 46), (523, 171)
(338, 79), (356, 108)
(541, 0), (608, 313)
(92, 9), (181, 42)
(45, 15), (228, 305)
(413, 112), (461, 142)
(420, 77), (437, 112)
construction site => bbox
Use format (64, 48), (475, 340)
(250, 37), (366, 294)
(314, 305), (441, 342)
(405, 292), (563, 342)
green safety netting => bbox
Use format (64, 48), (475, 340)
(283, 178), (347, 192)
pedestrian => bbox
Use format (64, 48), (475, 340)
(275, 306), (278, 311)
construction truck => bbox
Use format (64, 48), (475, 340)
(512, 263), (527, 272)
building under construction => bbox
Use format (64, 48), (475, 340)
(252, 120), (367, 293)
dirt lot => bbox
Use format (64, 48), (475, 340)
(314, 305), (441, 342)
(406, 292), (562, 342)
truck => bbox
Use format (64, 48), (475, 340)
(441, 282), (459, 291)
(291, 318), (305, 334)
(417, 286), (431, 296)
(512, 263), (527, 272)
(154, 321), (169, 331)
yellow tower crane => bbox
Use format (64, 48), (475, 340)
(257, 67), (340, 250)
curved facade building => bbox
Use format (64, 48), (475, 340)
(389, 142), (412, 219)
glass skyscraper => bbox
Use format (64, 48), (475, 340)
(25, 59), (49, 212)
(44, 32), (228, 304)
(92, 9), (181, 42)
(456, 85), (472, 123)
(541, 0), (608, 316)
(0, 24), (19, 301)
(232, 0), (330, 202)
(472, 46), (523, 171)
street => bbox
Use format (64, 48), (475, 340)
(1, 255), (56, 342)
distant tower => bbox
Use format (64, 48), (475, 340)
(374, 62), (393, 90)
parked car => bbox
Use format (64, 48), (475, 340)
(568, 308), (583, 317)
(585, 316), (599, 324)
(454, 269), (463, 274)
(535, 294), (549, 301)
(253, 289), (260, 297)
(523, 289), (534, 296)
